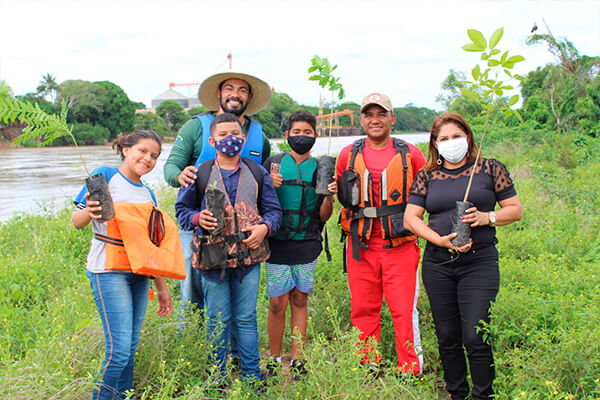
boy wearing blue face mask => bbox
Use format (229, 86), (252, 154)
(262, 110), (337, 380)
(175, 112), (282, 384)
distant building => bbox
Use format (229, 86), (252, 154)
(151, 89), (190, 109)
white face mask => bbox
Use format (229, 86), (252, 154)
(437, 137), (468, 164)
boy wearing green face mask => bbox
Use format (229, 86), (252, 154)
(262, 109), (337, 380)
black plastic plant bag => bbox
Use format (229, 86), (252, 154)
(206, 187), (226, 236)
(451, 200), (472, 247)
(85, 174), (115, 223)
(316, 155), (337, 195)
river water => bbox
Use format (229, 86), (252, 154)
(0, 133), (429, 222)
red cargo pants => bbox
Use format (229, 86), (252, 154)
(346, 238), (423, 374)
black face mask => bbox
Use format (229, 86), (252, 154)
(287, 135), (316, 154)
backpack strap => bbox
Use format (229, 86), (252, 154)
(194, 159), (216, 204)
(241, 157), (264, 202)
(347, 139), (366, 171)
(194, 157), (264, 204)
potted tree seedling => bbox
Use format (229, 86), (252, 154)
(451, 27), (525, 246)
(205, 180), (225, 236)
(0, 91), (115, 222)
(308, 55), (345, 195)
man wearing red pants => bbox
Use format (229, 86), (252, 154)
(336, 93), (426, 374)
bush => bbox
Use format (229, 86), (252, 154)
(71, 123), (110, 145)
(134, 112), (168, 137)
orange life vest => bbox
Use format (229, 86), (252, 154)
(340, 138), (417, 261)
(95, 202), (186, 280)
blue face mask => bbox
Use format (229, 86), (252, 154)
(214, 135), (244, 157)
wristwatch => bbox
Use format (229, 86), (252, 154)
(488, 211), (497, 227)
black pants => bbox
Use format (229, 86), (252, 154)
(422, 245), (499, 400)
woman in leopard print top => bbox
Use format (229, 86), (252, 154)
(404, 113), (522, 400)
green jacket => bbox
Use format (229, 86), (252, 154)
(163, 115), (272, 188)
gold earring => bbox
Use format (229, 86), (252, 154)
(437, 155), (442, 166)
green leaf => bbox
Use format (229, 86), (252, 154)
(309, 75), (321, 81)
(500, 85), (514, 90)
(506, 55), (525, 64)
(500, 51), (508, 64)
(472, 65), (481, 80)
(504, 69), (513, 78)
(503, 62), (514, 69)
(489, 27), (504, 49)
(508, 94), (519, 106)
(308, 66), (318, 73)
(460, 87), (480, 101)
(467, 29), (487, 49)
(481, 52), (489, 60)
(512, 108), (523, 122)
(495, 89), (503, 96)
(488, 59), (501, 67)
(463, 43), (484, 52)
(489, 49), (501, 56)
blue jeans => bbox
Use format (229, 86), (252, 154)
(202, 266), (261, 381)
(179, 231), (204, 319)
(87, 271), (149, 400)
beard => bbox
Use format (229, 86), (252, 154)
(220, 96), (248, 116)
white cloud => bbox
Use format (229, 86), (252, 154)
(1, 0), (598, 110)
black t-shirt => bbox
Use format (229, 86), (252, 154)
(264, 154), (325, 265)
(267, 237), (323, 265)
(407, 158), (517, 250)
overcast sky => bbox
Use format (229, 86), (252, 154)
(1, 0), (599, 111)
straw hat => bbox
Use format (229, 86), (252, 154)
(198, 72), (271, 115)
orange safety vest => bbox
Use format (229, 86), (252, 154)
(340, 138), (417, 261)
(95, 202), (186, 280)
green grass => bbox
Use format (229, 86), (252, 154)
(1, 131), (600, 399)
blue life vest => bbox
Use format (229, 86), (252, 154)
(194, 113), (264, 166)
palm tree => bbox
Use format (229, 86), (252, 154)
(36, 73), (59, 102)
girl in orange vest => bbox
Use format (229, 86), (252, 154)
(72, 130), (173, 400)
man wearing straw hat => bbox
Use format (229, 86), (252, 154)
(164, 71), (272, 333)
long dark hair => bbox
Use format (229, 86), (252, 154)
(425, 113), (480, 171)
(112, 130), (162, 160)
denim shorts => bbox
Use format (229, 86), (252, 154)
(265, 258), (317, 298)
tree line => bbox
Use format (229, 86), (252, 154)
(2, 77), (439, 146)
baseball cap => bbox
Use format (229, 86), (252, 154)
(360, 93), (393, 113)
